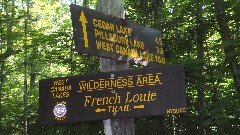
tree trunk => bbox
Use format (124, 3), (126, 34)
(0, 61), (4, 135)
(98, 0), (135, 135)
(213, 0), (240, 94)
(0, 0), (15, 133)
(152, 1), (167, 134)
(153, 0), (163, 29)
(29, 41), (38, 89)
(24, 0), (30, 134)
(195, 0), (205, 134)
(83, 0), (89, 7)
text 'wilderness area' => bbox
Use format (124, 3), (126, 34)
(39, 65), (187, 124)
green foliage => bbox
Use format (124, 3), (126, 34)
(0, 0), (101, 134)
(125, 0), (240, 134)
(205, 94), (240, 134)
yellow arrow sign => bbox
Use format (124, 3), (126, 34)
(95, 108), (106, 113)
(79, 11), (89, 48)
(134, 105), (144, 109)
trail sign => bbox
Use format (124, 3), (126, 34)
(70, 4), (165, 66)
(39, 65), (187, 124)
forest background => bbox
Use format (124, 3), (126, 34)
(0, 0), (239, 134)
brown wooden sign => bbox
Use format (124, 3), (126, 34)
(39, 65), (187, 124)
(70, 4), (165, 66)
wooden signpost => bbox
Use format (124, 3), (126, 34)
(39, 65), (186, 124)
(39, 5), (187, 134)
(70, 4), (165, 66)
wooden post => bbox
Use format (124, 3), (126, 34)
(98, 0), (135, 135)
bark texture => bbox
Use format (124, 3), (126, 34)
(98, 0), (135, 135)
(196, 0), (205, 134)
(213, 0), (240, 94)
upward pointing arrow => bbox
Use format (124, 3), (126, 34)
(79, 11), (89, 48)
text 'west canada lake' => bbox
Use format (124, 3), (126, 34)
(70, 4), (165, 66)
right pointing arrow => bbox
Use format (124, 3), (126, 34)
(134, 105), (144, 109)
(79, 11), (89, 48)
